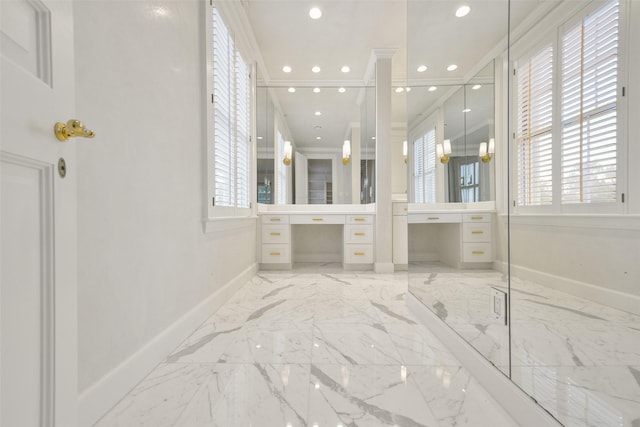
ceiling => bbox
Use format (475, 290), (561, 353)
(245, 0), (544, 149)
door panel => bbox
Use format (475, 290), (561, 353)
(1, 0), (77, 425)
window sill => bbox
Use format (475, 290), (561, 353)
(203, 216), (257, 234)
(498, 213), (640, 230)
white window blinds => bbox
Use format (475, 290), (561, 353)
(212, 6), (251, 209)
(413, 128), (436, 203)
(516, 44), (554, 206)
(561, 0), (619, 204)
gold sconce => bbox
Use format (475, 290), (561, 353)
(436, 139), (452, 164)
(479, 138), (495, 163)
(283, 140), (292, 166)
(54, 119), (95, 142)
(402, 140), (408, 164)
(342, 140), (351, 165)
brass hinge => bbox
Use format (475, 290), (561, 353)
(212, 197), (215, 206)
(622, 193), (625, 203)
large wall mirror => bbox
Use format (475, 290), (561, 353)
(256, 84), (376, 205)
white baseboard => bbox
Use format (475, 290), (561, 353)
(494, 261), (640, 316)
(374, 262), (395, 273)
(406, 294), (562, 427)
(78, 262), (258, 427)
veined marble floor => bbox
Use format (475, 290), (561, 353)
(408, 262), (640, 427)
(95, 263), (518, 427)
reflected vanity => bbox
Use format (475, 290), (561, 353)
(256, 83), (377, 269)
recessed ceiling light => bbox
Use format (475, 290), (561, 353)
(288, 87), (296, 93)
(315, 111), (322, 116)
(338, 87), (346, 93)
(455, 5), (471, 17)
(395, 87), (404, 93)
(316, 136), (321, 140)
(428, 86), (437, 92)
(312, 66), (321, 73)
(309, 7), (322, 19)
(463, 108), (471, 113)
(257, 136), (263, 140)
(406, 87), (412, 92)
(447, 64), (458, 71)
(313, 87), (321, 93)
(282, 65), (292, 73)
(372, 136), (376, 140)
(472, 84), (482, 90)
(417, 65), (428, 72)
(341, 65), (350, 73)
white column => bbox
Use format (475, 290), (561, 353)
(372, 49), (396, 273)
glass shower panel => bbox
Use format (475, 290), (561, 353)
(508, 0), (640, 425)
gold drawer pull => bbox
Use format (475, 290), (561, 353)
(472, 251), (485, 255)
(270, 232), (281, 236)
(354, 252), (366, 256)
(427, 217), (440, 220)
(270, 218), (281, 222)
(404, 208), (408, 211)
(269, 252), (281, 256)
(354, 217), (366, 222)
(471, 231), (484, 235)
(312, 218), (324, 221)
(354, 232), (366, 236)
(471, 216), (483, 220)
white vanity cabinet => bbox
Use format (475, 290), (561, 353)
(260, 215), (291, 265)
(344, 215), (374, 264)
(258, 208), (375, 269)
(408, 208), (495, 268)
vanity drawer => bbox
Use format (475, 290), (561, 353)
(261, 244), (290, 264)
(462, 243), (493, 263)
(408, 213), (462, 224)
(344, 244), (374, 264)
(346, 215), (374, 224)
(261, 224), (290, 244)
(392, 203), (408, 216)
(261, 214), (289, 224)
(463, 213), (492, 223)
(462, 222), (491, 243)
(344, 225), (374, 244)
(290, 214), (345, 225)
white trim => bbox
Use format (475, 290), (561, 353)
(203, 215), (257, 234)
(493, 260), (640, 316)
(374, 262), (395, 273)
(79, 263), (258, 427)
(501, 213), (640, 230)
(406, 294), (563, 427)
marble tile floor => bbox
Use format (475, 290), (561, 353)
(408, 262), (640, 427)
(95, 263), (518, 427)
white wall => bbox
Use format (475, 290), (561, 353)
(74, 0), (256, 396)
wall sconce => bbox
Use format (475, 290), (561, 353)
(402, 140), (408, 164)
(342, 140), (351, 165)
(283, 140), (292, 166)
(479, 138), (495, 163)
(436, 139), (452, 164)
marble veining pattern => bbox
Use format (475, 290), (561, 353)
(409, 261), (640, 426)
(96, 264), (516, 427)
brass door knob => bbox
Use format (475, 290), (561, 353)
(54, 119), (95, 141)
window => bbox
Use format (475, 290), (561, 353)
(413, 128), (436, 203)
(516, 43), (554, 207)
(514, 0), (621, 211)
(560, 0), (619, 204)
(211, 6), (251, 213)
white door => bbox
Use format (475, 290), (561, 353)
(1, 1), (78, 426)
(294, 152), (308, 204)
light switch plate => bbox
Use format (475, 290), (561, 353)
(491, 288), (508, 325)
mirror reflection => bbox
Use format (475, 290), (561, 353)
(256, 85), (376, 205)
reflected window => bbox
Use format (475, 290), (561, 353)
(413, 128), (436, 203)
(275, 131), (288, 204)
